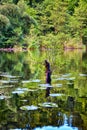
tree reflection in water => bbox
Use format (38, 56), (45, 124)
(44, 60), (52, 98)
(34, 114), (80, 130)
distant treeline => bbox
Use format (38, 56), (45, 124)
(0, 0), (87, 49)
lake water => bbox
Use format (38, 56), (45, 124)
(0, 49), (87, 130)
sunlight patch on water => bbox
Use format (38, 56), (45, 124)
(34, 125), (78, 130)
(10, 128), (22, 130)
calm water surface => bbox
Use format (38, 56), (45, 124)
(0, 49), (87, 130)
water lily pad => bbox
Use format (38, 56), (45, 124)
(79, 74), (87, 77)
(16, 88), (29, 91)
(22, 79), (41, 84)
(0, 95), (6, 100)
(20, 99), (27, 102)
(67, 82), (74, 85)
(50, 93), (64, 97)
(67, 77), (75, 80)
(55, 84), (62, 87)
(32, 79), (41, 83)
(12, 87), (32, 95)
(55, 77), (67, 81)
(0, 85), (14, 88)
(39, 102), (58, 108)
(0, 80), (10, 84)
(39, 84), (52, 88)
(39, 87), (46, 90)
(52, 75), (59, 78)
(62, 73), (71, 77)
(12, 90), (25, 94)
(0, 95), (11, 100)
(22, 80), (32, 83)
(20, 105), (38, 111)
(0, 74), (20, 79)
(9, 80), (18, 83)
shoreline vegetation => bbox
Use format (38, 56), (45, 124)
(0, 44), (84, 52)
(0, 0), (87, 50)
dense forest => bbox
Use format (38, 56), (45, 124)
(0, 0), (87, 49)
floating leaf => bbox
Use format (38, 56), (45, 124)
(22, 79), (41, 84)
(39, 102), (58, 108)
(12, 90), (25, 94)
(54, 84), (62, 87)
(0, 85), (14, 88)
(67, 77), (75, 80)
(32, 79), (41, 83)
(0, 74), (21, 78)
(9, 80), (18, 83)
(0, 95), (11, 100)
(0, 95), (6, 100)
(0, 80), (10, 84)
(22, 80), (32, 83)
(62, 73), (71, 77)
(79, 74), (87, 77)
(16, 88), (29, 91)
(50, 93), (64, 97)
(20, 105), (38, 111)
(39, 84), (52, 88)
(55, 77), (68, 81)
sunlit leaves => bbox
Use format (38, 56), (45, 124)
(0, 14), (10, 31)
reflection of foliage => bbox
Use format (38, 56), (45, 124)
(0, 50), (87, 129)
(0, 52), (31, 79)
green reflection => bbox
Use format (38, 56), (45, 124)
(0, 49), (87, 130)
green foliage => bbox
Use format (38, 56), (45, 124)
(0, 3), (35, 48)
(0, 14), (10, 31)
(68, 0), (87, 44)
(67, 0), (79, 15)
(0, 0), (87, 48)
